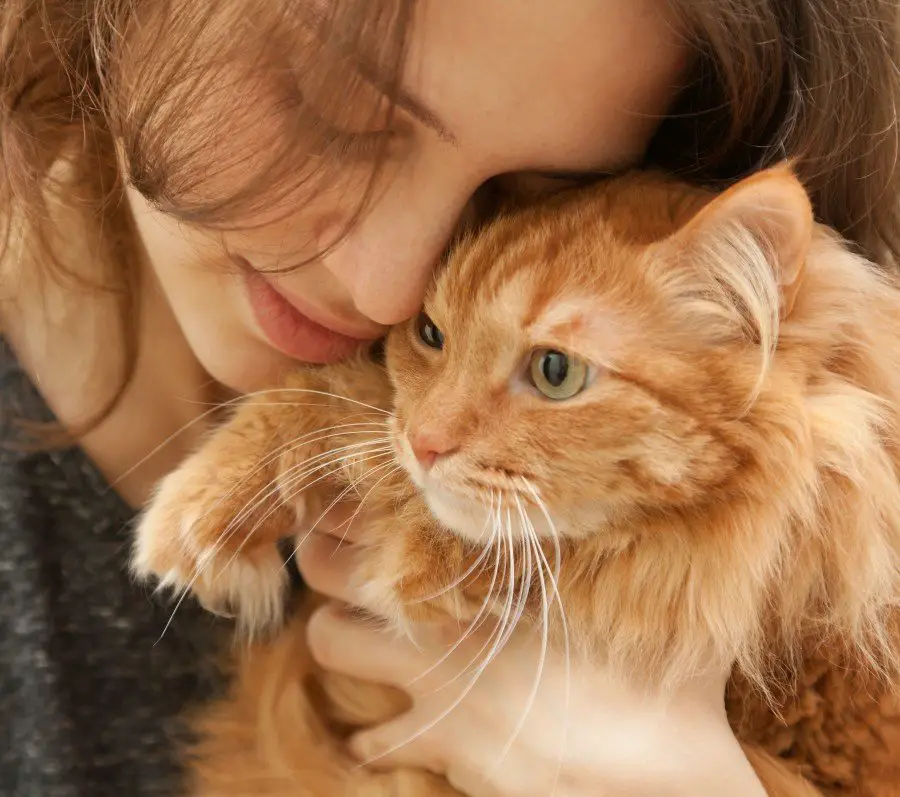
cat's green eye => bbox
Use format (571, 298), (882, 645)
(416, 313), (444, 350)
(529, 349), (588, 400)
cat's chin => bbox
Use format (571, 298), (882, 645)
(419, 486), (494, 543)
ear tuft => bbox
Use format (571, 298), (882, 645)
(681, 163), (814, 320)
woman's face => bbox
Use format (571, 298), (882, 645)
(128, 0), (688, 393)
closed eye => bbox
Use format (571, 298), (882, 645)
(490, 170), (616, 201)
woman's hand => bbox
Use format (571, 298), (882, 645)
(296, 515), (767, 797)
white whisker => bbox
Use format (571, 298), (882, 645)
(273, 438), (393, 507)
(116, 382), (386, 488)
(425, 494), (516, 690)
(408, 494), (502, 688)
(520, 478), (571, 797)
(289, 458), (404, 560)
(253, 448), (395, 557)
(409, 492), (497, 604)
(206, 438), (393, 564)
(245, 387), (391, 417)
(439, 501), (521, 687)
(195, 432), (392, 546)
(519, 480), (563, 601)
(357, 500), (521, 769)
(486, 494), (550, 777)
(331, 462), (407, 548)
(492, 504), (525, 659)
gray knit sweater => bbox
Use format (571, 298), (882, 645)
(0, 340), (226, 796)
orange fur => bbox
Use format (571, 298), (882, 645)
(135, 166), (900, 796)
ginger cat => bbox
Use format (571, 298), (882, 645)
(134, 165), (900, 796)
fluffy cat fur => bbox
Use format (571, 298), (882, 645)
(134, 165), (900, 796)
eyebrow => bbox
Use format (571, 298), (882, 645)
(302, 9), (459, 148)
(352, 56), (459, 146)
(393, 88), (458, 146)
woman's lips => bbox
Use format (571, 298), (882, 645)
(241, 264), (379, 364)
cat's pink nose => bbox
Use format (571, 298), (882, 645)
(409, 427), (458, 470)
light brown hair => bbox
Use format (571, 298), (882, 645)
(2, 0), (900, 431)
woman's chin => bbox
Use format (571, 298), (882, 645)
(192, 333), (299, 396)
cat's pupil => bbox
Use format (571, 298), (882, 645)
(417, 313), (444, 350)
(541, 351), (569, 387)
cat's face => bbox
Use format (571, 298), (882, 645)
(385, 168), (813, 544)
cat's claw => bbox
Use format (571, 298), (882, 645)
(192, 547), (289, 634)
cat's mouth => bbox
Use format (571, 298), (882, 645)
(389, 423), (565, 541)
(456, 473), (538, 503)
(413, 459), (542, 512)
(415, 472), (567, 545)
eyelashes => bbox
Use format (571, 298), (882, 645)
(488, 170), (616, 202)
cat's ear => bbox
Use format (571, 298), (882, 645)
(659, 163), (813, 340)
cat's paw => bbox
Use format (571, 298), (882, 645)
(132, 460), (297, 634)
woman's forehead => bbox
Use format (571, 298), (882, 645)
(400, 0), (689, 176)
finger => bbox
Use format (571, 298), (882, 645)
(351, 715), (506, 797)
(307, 603), (430, 687)
(295, 532), (361, 605)
(313, 501), (370, 543)
(348, 717), (445, 775)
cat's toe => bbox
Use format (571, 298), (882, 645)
(133, 463), (293, 634)
(192, 548), (290, 634)
(134, 508), (290, 633)
(130, 495), (193, 592)
(194, 592), (237, 620)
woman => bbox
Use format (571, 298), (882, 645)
(1, 0), (898, 795)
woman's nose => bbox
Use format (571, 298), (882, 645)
(321, 184), (479, 327)
(326, 233), (438, 326)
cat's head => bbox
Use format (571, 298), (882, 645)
(384, 165), (813, 544)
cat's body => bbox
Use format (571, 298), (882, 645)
(136, 166), (900, 796)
